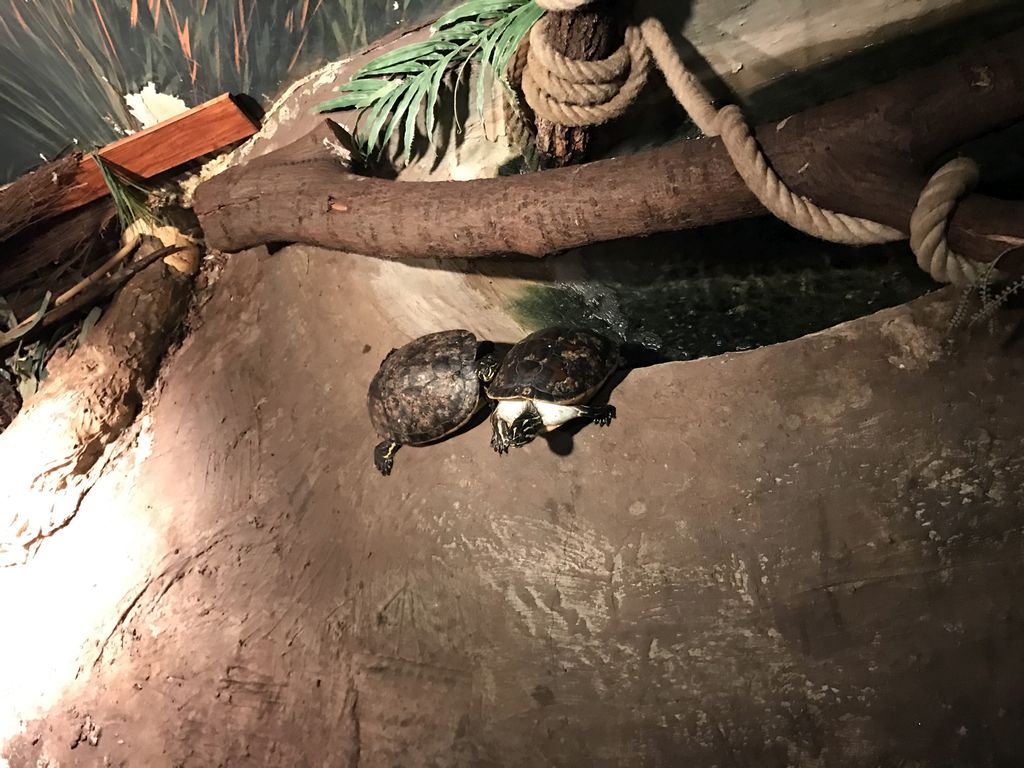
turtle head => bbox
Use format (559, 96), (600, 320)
(508, 408), (543, 448)
(476, 353), (500, 384)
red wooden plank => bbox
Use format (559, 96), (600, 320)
(57, 93), (259, 215)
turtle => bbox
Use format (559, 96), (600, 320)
(486, 326), (620, 454)
(368, 329), (499, 476)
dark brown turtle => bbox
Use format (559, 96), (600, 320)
(367, 329), (498, 476)
(486, 326), (619, 454)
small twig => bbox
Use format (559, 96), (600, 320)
(0, 244), (184, 357)
(0, 292), (52, 347)
(41, 244), (184, 329)
(54, 234), (142, 307)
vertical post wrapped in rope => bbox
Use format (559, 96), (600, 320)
(531, 0), (622, 167)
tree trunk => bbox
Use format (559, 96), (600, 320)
(534, 0), (622, 167)
(0, 198), (119, 320)
(193, 27), (1024, 266)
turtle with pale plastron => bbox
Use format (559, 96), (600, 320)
(487, 327), (620, 454)
(368, 329), (499, 476)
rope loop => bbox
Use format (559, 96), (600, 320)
(910, 157), (986, 287)
(522, 18), (649, 127)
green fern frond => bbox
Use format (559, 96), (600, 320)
(92, 153), (158, 231)
(317, 0), (543, 165)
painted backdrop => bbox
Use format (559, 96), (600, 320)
(0, 0), (449, 183)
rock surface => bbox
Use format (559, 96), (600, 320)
(2, 244), (1023, 766)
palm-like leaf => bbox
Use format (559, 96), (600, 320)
(317, 0), (542, 165)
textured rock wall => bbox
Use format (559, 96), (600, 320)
(3, 245), (1022, 766)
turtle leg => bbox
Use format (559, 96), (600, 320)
(508, 402), (544, 447)
(477, 353), (500, 384)
(374, 440), (401, 476)
(490, 409), (511, 455)
(576, 403), (616, 426)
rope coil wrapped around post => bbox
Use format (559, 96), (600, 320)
(517, 0), (988, 286)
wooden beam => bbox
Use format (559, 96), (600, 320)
(57, 93), (259, 216)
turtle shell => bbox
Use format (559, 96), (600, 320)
(367, 329), (482, 445)
(489, 327), (618, 404)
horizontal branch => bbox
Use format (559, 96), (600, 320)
(194, 28), (1024, 262)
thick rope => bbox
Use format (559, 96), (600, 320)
(521, 23), (650, 128)
(909, 157), (986, 286)
(523, 0), (989, 286)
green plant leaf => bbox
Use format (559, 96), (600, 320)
(357, 39), (461, 74)
(425, 50), (461, 142)
(318, 79), (401, 112)
(435, 1), (526, 30)
(401, 71), (434, 163)
(93, 153), (158, 230)
(77, 306), (103, 346)
(316, 0), (540, 162)
(362, 77), (411, 154)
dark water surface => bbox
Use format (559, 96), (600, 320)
(510, 220), (936, 361)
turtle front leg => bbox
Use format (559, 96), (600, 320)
(490, 409), (511, 455)
(508, 404), (544, 447)
(374, 440), (401, 476)
(576, 403), (616, 426)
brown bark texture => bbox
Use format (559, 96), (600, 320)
(0, 199), (118, 320)
(194, 28), (1024, 264)
(0, 154), (82, 243)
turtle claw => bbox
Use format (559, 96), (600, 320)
(576, 404), (616, 426)
(491, 430), (511, 455)
(374, 440), (400, 476)
(490, 411), (512, 455)
(591, 404), (616, 427)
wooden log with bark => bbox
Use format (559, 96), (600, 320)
(0, 94), (258, 235)
(194, 28), (1024, 266)
(0, 201), (119, 320)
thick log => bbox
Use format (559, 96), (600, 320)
(194, 28), (1024, 264)
(534, 0), (622, 167)
(0, 155), (82, 243)
(0, 200), (118, 319)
